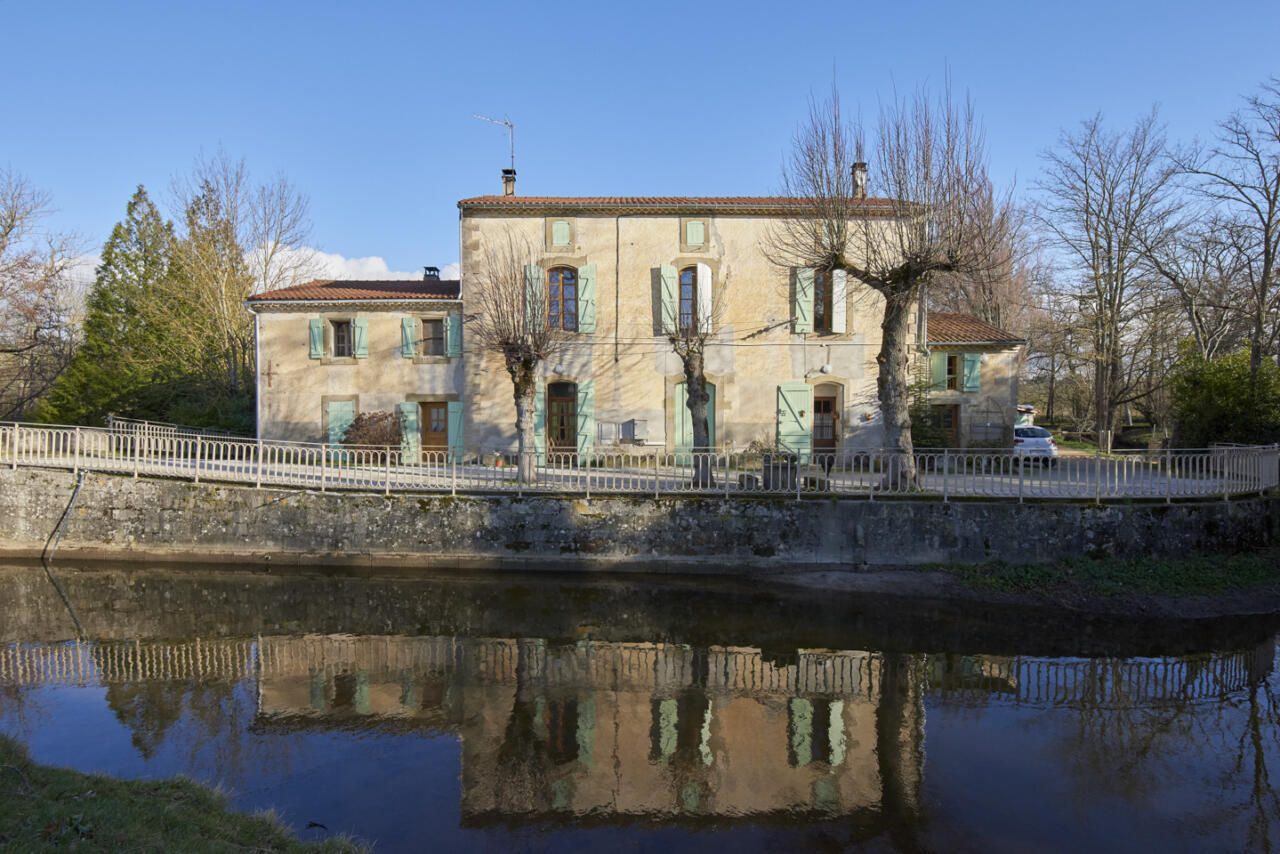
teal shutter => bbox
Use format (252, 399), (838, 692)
(398, 402), (419, 458)
(696, 262), (713, 334)
(962, 353), (981, 392)
(353, 318), (369, 358)
(794, 268), (814, 334)
(447, 401), (464, 462)
(578, 264), (597, 334)
(401, 317), (416, 358)
(309, 317), (323, 359)
(551, 220), (571, 246)
(686, 220), (705, 246)
(576, 379), (594, 459)
(445, 313), (462, 357)
(931, 351), (948, 391)
(658, 264), (678, 334)
(533, 380), (546, 465)
(777, 381), (813, 462)
(326, 400), (355, 447)
(830, 270), (848, 334)
(525, 265), (545, 330)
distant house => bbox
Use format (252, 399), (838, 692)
(245, 272), (465, 457)
(924, 312), (1025, 447)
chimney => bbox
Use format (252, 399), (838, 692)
(852, 162), (867, 200)
(502, 168), (517, 196)
(423, 266), (439, 281)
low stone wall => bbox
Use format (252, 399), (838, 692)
(0, 467), (1273, 571)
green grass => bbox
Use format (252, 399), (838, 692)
(948, 553), (1280, 597)
(0, 734), (366, 853)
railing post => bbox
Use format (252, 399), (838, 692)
(1094, 448), (1101, 505)
(869, 453), (875, 501)
(320, 447), (327, 492)
(1165, 447), (1172, 504)
(585, 451), (591, 500)
(654, 452), (660, 500)
(1018, 453), (1024, 504)
(451, 453), (457, 498)
(942, 448), (949, 503)
(11, 423), (18, 470)
(384, 448), (391, 496)
(256, 439), (263, 489)
(73, 426), (80, 475)
(193, 435), (201, 483)
(725, 452), (731, 498)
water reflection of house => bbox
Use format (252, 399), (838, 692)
(252, 635), (925, 824)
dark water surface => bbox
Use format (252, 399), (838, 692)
(2, 561), (1279, 853)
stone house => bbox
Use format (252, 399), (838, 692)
(922, 312), (1025, 447)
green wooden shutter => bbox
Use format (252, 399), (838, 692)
(578, 264), (597, 334)
(685, 220), (705, 247)
(447, 401), (464, 462)
(696, 262), (713, 334)
(931, 351), (948, 391)
(533, 380), (546, 465)
(525, 264), (544, 330)
(398, 402), (419, 458)
(353, 318), (369, 358)
(831, 270), (848, 334)
(777, 381), (813, 462)
(326, 400), (355, 447)
(445, 313), (462, 357)
(962, 353), (981, 392)
(551, 220), (571, 246)
(401, 317), (416, 358)
(793, 268), (814, 334)
(309, 317), (323, 359)
(576, 380), (594, 459)
(658, 264), (678, 334)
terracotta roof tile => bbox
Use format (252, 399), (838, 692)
(926, 312), (1024, 345)
(458, 195), (898, 211)
(247, 279), (461, 303)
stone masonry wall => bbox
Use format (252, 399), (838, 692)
(0, 467), (1272, 571)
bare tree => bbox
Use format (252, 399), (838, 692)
(1037, 110), (1178, 445)
(0, 170), (82, 418)
(768, 82), (1013, 485)
(467, 231), (568, 483)
(1175, 78), (1280, 375)
(658, 264), (725, 487)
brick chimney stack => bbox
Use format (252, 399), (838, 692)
(502, 168), (517, 196)
(852, 162), (867, 200)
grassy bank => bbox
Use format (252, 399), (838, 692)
(0, 734), (366, 853)
(946, 552), (1280, 598)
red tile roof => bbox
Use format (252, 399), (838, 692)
(458, 195), (899, 212)
(247, 279), (461, 303)
(926, 312), (1024, 345)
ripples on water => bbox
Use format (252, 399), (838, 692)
(1, 562), (1278, 853)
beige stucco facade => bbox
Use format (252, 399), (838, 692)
(927, 345), (1022, 446)
(459, 199), (913, 455)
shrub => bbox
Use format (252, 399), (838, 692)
(342, 410), (404, 447)
(1170, 347), (1280, 447)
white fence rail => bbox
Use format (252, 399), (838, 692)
(2, 422), (1276, 501)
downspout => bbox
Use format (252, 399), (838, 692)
(251, 306), (261, 438)
(615, 213), (621, 363)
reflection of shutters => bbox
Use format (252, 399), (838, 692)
(533, 380), (546, 464)
(353, 318), (369, 358)
(445, 314), (462, 357)
(658, 264), (678, 334)
(962, 353), (981, 392)
(326, 400), (355, 447)
(696, 262), (713, 334)
(931, 351), (948, 391)
(577, 697), (596, 768)
(309, 317), (324, 359)
(777, 381), (813, 462)
(576, 380), (594, 458)
(398, 402), (419, 457)
(793, 268), (814, 333)
(789, 697), (813, 767)
(447, 401), (464, 462)
(578, 264), (597, 334)
(525, 264), (544, 330)
(401, 317), (416, 358)
(831, 270), (848, 334)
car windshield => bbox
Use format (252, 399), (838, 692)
(1016, 427), (1052, 438)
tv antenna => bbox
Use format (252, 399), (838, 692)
(473, 113), (515, 170)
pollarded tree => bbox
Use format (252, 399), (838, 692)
(468, 231), (569, 483)
(767, 83), (1014, 485)
(656, 261), (723, 486)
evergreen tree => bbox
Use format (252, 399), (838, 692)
(35, 186), (178, 424)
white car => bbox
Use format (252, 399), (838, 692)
(1014, 426), (1059, 466)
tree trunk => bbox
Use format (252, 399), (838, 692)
(877, 289), (918, 489)
(681, 347), (714, 487)
(506, 353), (538, 483)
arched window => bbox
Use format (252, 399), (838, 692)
(679, 266), (698, 331)
(548, 267), (577, 331)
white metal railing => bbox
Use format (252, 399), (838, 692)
(1, 421), (1276, 501)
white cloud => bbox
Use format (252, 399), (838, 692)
(308, 250), (459, 281)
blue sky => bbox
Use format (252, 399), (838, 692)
(6, 0), (1277, 280)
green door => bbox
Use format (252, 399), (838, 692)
(675, 381), (716, 462)
(326, 400), (355, 447)
(777, 382), (813, 462)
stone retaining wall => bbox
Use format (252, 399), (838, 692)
(0, 467), (1272, 571)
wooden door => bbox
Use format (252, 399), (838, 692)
(421, 402), (448, 452)
(813, 396), (838, 452)
(547, 382), (577, 454)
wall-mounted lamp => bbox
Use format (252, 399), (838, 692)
(819, 364), (832, 374)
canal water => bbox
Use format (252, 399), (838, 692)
(1, 561), (1279, 853)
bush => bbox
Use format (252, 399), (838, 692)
(1170, 347), (1280, 447)
(342, 410), (404, 447)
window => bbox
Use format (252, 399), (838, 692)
(679, 266), (698, 331)
(332, 320), (352, 358)
(548, 267), (577, 331)
(945, 354), (960, 390)
(422, 319), (444, 356)
(814, 271), (834, 333)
